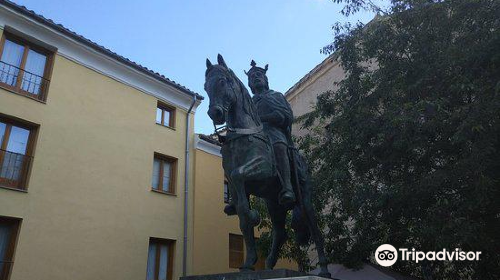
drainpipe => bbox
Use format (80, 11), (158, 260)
(183, 93), (197, 277)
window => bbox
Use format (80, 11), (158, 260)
(0, 116), (36, 191)
(0, 32), (53, 102)
(156, 102), (175, 128)
(0, 217), (21, 280)
(224, 180), (230, 204)
(146, 238), (174, 280)
(229, 234), (244, 269)
(151, 153), (177, 195)
(228, 234), (266, 270)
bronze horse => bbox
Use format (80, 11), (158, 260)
(204, 54), (331, 278)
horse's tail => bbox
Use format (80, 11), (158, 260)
(290, 148), (313, 246)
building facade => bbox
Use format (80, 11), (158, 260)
(0, 2), (202, 280)
(285, 54), (344, 138)
(0, 2), (298, 280)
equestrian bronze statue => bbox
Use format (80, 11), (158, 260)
(204, 54), (331, 278)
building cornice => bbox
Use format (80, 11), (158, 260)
(285, 53), (340, 102)
(0, 1), (202, 112)
(195, 135), (221, 157)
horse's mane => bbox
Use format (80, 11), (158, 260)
(227, 69), (261, 126)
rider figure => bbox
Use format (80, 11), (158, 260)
(245, 60), (296, 206)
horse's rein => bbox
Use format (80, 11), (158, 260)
(212, 105), (263, 136)
(213, 122), (263, 137)
(213, 123), (227, 139)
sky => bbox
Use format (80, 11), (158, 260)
(14, 0), (375, 134)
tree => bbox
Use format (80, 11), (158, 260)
(298, 0), (500, 279)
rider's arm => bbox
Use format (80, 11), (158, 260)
(277, 92), (293, 128)
(260, 92), (294, 128)
(260, 111), (285, 126)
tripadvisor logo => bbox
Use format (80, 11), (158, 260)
(375, 244), (398, 267)
(374, 244), (482, 267)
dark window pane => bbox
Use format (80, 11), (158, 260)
(0, 122), (6, 147)
(0, 223), (12, 262)
(224, 181), (230, 203)
(0, 218), (20, 279)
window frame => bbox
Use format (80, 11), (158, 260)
(151, 153), (177, 195)
(146, 238), (175, 280)
(223, 179), (230, 204)
(0, 31), (54, 103)
(0, 216), (21, 280)
(156, 102), (176, 129)
(0, 114), (38, 192)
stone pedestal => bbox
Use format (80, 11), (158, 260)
(180, 269), (326, 280)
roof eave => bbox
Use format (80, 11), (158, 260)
(0, 0), (203, 101)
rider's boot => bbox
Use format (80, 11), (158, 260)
(224, 202), (237, 216)
(274, 143), (296, 206)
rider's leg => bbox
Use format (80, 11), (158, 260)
(274, 142), (295, 205)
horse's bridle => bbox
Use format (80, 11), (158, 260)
(212, 72), (263, 139)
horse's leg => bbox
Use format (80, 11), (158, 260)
(230, 156), (271, 270)
(238, 213), (257, 271)
(231, 178), (257, 270)
(230, 156), (266, 224)
(265, 197), (287, 270)
(302, 195), (331, 278)
(224, 178), (238, 216)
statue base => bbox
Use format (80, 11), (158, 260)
(180, 269), (320, 280)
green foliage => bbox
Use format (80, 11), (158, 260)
(298, 0), (500, 279)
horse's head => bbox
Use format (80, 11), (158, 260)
(204, 54), (239, 125)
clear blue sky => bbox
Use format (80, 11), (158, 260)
(14, 0), (374, 134)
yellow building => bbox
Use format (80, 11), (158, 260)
(193, 134), (296, 274)
(0, 1), (203, 280)
(0, 2), (295, 280)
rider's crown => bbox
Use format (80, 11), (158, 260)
(244, 60), (268, 76)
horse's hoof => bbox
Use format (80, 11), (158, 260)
(249, 209), (260, 227)
(224, 204), (237, 216)
(318, 271), (332, 279)
(239, 266), (255, 272)
(265, 257), (277, 270)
